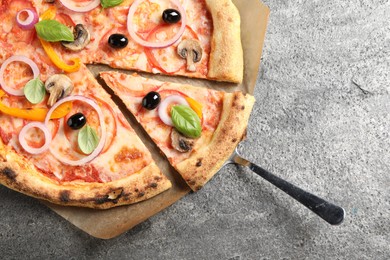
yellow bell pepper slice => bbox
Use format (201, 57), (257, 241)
(185, 96), (203, 119)
(50, 101), (73, 119)
(0, 90), (72, 121)
(40, 6), (56, 20)
(39, 7), (81, 73)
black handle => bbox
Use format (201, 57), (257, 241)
(248, 162), (345, 225)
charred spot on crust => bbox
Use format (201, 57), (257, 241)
(95, 188), (123, 205)
(241, 105), (245, 110)
(95, 196), (109, 205)
(187, 179), (196, 186)
(138, 191), (145, 198)
(135, 188), (139, 192)
(196, 159), (203, 167)
(60, 190), (71, 202)
(232, 138), (237, 143)
(1, 167), (17, 180)
(149, 183), (158, 188)
(195, 185), (202, 191)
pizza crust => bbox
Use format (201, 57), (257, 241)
(0, 142), (172, 209)
(205, 0), (244, 83)
(175, 92), (255, 190)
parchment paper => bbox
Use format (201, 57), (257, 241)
(44, 0), (270, 239)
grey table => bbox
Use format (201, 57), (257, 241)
(1, 0), (389, 259)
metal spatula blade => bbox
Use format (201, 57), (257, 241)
(223, 146), (345, 225)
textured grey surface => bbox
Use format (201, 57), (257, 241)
(1, 0), (389, 259)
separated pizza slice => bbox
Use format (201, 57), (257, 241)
(100, 71), (255, 190)
(0, 58), (171, 209)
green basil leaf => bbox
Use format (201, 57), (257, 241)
(171, 105), (201, 138)
(23, 77), (45, 104)
(78, 125), (100, 155)
(101, 0), (124, 8)
(35, 20), (74, 42)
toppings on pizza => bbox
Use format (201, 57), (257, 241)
(177, 39), (203, 72)
(16, 8), (38, 30)
(18, 121), (52, 154)
(127, 0), (187, 48)
(0, 90), (72, 121)
(162, 9), (181, 24)
(100, 0), (125, 9)
(61, 24), (91, 51)
(0, 0), (246, 209)
(141, 89), (202, 141)
(170, 128), (194, 153)
(35, 19), (75, 42)
(170, 104), (201, 138)
(158, 94), (188, 126)
(59, 0), (101, 13)
(185, 96), (203, 119)
(100, 72), (255, 191)
(67, 112), (86, 130)
(108, 34), (129, 49)
(78, 124), (99, 154)
(0, 55), (40, 96)
(38, 6), (81, 72)
(23, 77), (45, 104)
(44, 95), (107, 165)
(142, 91), (161, 110)
(44, 74), (74, 106)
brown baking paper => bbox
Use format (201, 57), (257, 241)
(44, 0), (270, 239)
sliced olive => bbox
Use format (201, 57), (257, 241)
(108, 34), (129, 49)
(162, 9), (181, 24)
(142, 91), (161, 110)
(67, 113), (86, 130)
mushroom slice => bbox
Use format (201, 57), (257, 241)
(61, 24), (91, 51)
(45, 74), (74, 106)
(177, 39), (203, 72)
(171, 128), (196, 153)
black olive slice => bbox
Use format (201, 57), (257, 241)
(67, 113), (87, 130)
(142, 91), (161, 110)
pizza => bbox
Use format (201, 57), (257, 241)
(0, 63), (174, 208)
(0, 0), (253, 209)
(100, 71), (255, 190)
(1, 0), (243, 82)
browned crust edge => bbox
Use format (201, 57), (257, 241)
(205, 0), (244, 83)
(175, 92), (255, 190)
(0, 143), (172, 209)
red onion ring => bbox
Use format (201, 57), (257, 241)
(16, 8), (38, 30)
(127, 0), (187, 48)
(158, 95), (188, 126)
(45, 95), (107, 166)
(59, 0), (100, 13)
(19, 122), (52, 154)
(0, 55), (40, 96)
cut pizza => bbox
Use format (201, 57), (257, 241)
(100, 72), (255, 190)
(0, 0), (252, 209)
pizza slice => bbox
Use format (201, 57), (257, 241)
(0, 53), (171, 209)
(100, 71), (255, 190)
(0, 0), (243, 82)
